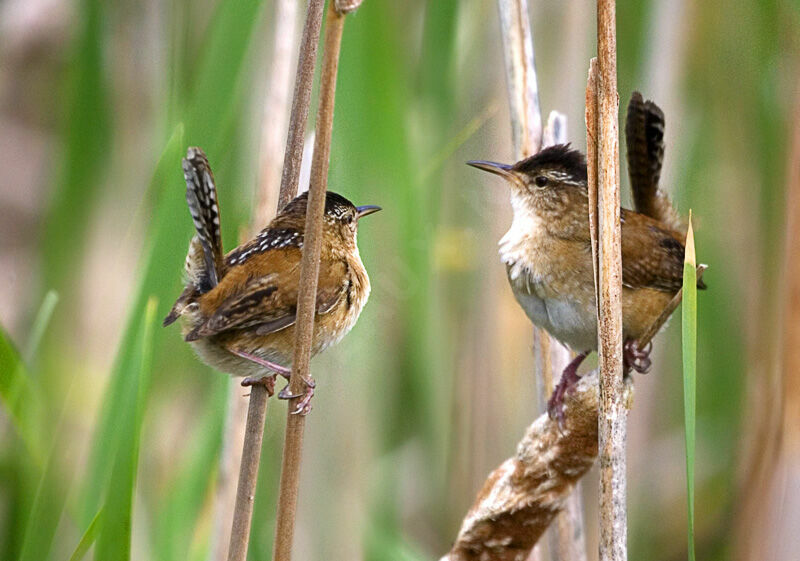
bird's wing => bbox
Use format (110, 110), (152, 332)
(625, 92), (684, 233)
(620, 209), (686, 292)
(185, 257), (347, 340)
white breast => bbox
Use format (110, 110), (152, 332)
(500, 198), (597, 352)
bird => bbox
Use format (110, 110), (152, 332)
(467, 92), (704, 425)
(163, 147), (381, 414)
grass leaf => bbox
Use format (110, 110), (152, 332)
(67, 509), (102, 561)
(0, 328), (44, 464)
(94, 298), (157, 561)
(23, 291), (59, 366)
(682, 212), (697, 561)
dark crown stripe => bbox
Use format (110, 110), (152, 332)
(512, 144), (588, 182)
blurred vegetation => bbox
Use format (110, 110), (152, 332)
(0, 0), (796, 560)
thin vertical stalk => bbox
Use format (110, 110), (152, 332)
(277, 0), (327, 210)
(226, 1), (326, 560)
(210, 383), (249, 561)
(255, 0), (301, 224)
(497, 0), (542, 160)
(226, 388), (269, 561)
(595, 0), (626, 560)
(272, 3), (350, 560)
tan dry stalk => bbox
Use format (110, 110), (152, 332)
(226, 1), (326, 560)
(594, 1), (626, 559)
(272, 3), (349, 560)
(276, 0), (327, 210)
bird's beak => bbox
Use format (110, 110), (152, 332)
(356, 205), (382, 219)
(466, 160), (514, 179)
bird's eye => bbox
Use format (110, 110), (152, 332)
(534, 175), (548, 187)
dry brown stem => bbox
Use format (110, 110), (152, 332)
(272, 4), (347, 561)
(496, 0), (542, 160)
(594, 1), (626, 559)
(226, 387), (270, 561)
(276, 0), (326, 210)
(226, 1), (326, 560)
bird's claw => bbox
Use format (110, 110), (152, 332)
(624, 339), (652, 374)
(277, 376), (316, 415)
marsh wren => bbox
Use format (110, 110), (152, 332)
(468, 92), (704, 424)
(164, 147), (380, 414)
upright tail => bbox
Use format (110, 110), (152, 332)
(625, 92), (684, 233)
(183, 147), (225, 292)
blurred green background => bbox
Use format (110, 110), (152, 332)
(0, 0), (797, 559)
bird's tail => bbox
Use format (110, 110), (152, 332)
(182, 147), (225, 293)
(625, 92), (684, 233)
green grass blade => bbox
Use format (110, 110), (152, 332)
(17, 390), (73, 561)
(42, 0), (110, 291)
(94, 298), (157, 561)
(0, 328), (44, 464)
(152, 377), (227, 561)
(68, 509), (102, 561)
(682, 213), (697, 561)
(23, 291), (59, 366)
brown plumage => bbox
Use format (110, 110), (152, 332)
(468, 140), (704, 424)
(164, 147), (380, 413)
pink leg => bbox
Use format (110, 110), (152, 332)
(227, 347), (292, 395)
(227, 347), (291, 377)
(547, 351), (590, 429)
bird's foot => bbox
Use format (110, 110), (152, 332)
(241, 374), (276, 397)
(547, 351), (590, 429)
(278, 376), (316, 416)
(623, 339), (652, 374)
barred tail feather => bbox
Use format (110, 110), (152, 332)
(626, 92), (684, 233)
(183, 147), (224, 292)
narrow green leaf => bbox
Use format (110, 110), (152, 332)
(0, 328), (44, 464)
(42, 0), (110, 291)
(24, 291), (59, 366)
(17, 391), (73, 561)
(152, 377), (227, 561)
(94, 298), (157, 561)
(68, 509), (102, 561)
(682, 212), (697, 561)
